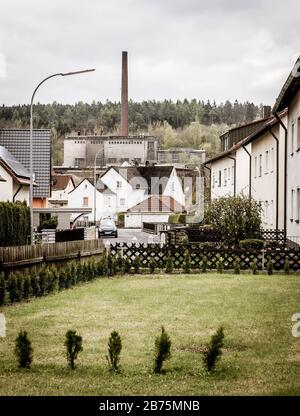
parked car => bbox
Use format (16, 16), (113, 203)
(98, 219), (118, 238)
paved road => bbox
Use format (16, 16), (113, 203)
(101, 228), (161, 245)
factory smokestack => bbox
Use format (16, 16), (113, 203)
(121, 51), (128, 136)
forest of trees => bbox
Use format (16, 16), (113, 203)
(0, 99), (263, 164)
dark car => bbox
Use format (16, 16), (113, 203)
(98, 219), (118, 238)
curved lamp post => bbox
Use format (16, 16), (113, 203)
(29, 69), (95, 245)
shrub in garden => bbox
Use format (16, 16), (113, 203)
(69, 262), (78, 286)
(239, 239), (265, 249)
(38, 269), (48, 296)
(59, 269), (67, 290)
(165, 253), (174, 273)
(65, 330), (83, 370)
(233, 257), (240, 274)
(123, 257), (131, 273)
(106, 331), (122, 372)
(251, 259), (258, 275)
(180, 235), (189, 246)
(30, 273), (40, 297)
(284, 257), (290, 275)
(202, 326), (224, 373)
(0, 273), (7, 306)
(201, 255), (208, 273)
(149, 257), (156, 274)
(14, 330), (33, 369)
(48, 266), (59, 292)
(7, 273), (19, 303)
(204, 195), (263, 246)
(133, 256), (141, 274)
(216, 256), (224, 274)
(154, 326), (171, 374)
(22, 275), (32, 300)
(267, 259), (273, 275)
(183, 250), (191, 273)
(115, 252), (125, 275)
(106, 251), (115, 277)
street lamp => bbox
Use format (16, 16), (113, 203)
(29, 69), (95, 245)
(94, 147), (103, 226)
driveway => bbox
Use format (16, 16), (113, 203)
(101, 228), (161, 245)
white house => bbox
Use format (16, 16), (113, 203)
(273, 56), (300, 245)
(125, 195), (184, 228)
(0, 146), (34, 203)
(48, 174), (75, 207)
(100, 165), (186, 216)
(68, 178), (117, 224)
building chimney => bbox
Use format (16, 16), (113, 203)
(262, 105), (271, 119)
(121, 51), (128, 136)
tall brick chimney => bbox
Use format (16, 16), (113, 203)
(121, 51), (128, 136)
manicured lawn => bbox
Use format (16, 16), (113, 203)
(0, 273), (299, 396)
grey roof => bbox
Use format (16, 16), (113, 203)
(273, 56), (300, 113)
(0, 129), (51, 198)
(0, 145), (31, 180)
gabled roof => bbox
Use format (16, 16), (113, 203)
(0, 145), (35, 185)
(127, 195), (184, 213)
(273, 56), (300, 113)
(0, 129), (51, 197)
(52, 174), (74, 191)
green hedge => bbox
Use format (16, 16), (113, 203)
(0, 201), (30, 246)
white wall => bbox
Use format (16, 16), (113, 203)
(68, 179), (116, 222)
(163, 168), (185, 207)
(236, 145), (251, 196)
(210, 157), (235, 198)
(64, 139), (86, 167)
(287, 89), (300, 243)
(125, 213), (170, 228)
(101, 168), (146, 212)
(50, 179), (74, 206)
(0, 164), (29, 203)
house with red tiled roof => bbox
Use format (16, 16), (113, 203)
(49, 174), (75, 207)
(124, 195), (185, 228)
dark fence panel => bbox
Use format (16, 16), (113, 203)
(110, 243), (300, 271)
(56, 228), (85, 242)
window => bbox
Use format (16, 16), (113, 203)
(270, 200), (273, 225)
(83, 197), (88, 206)
(116, 181), (122, 189)
(232, 166), (234, 184)
(270, 148), (274, 172)
(218, 170), (222, 187)
(297, 188), (300, 222)
(120, 198), (125, 206)
(265, 150), (269, 174)
(228, 167), (231, 182)
(259, 154), (262, 177)
(136, 184), (141, 189)
(212, 172), (215, 188)
(224, 168), (227, 186)
(291, 123), (295, 154)
(291, 189), (295, 220)
(297, 118), (300, 150)
(254, 156), (257, 178)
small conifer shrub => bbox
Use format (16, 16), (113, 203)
(149, 257), (156, 274)
(202, 326), (224, 372)
(284, 257), (290, 275)
(106, 331), (122, 372)
(165, 253), (174, 273)
(216, 256), (224, 274)
(183, 250), (191, 273)
(233, 257), (240, 274)
(133, 256), (141, 274)
(153, 326), (171, 374)
(201, 255), (208, 273)
(251, 259), (258, 275)
(14, 330), (33, 369)
(64, 330), (83, 370)
(267, 259), (273, 275)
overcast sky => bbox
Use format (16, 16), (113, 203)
(0, 0), (299, 106)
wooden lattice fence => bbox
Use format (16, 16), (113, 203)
(110, 243), (300, 271)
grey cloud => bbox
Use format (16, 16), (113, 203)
(0, 0), (299, 105)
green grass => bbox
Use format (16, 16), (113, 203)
(0, 273), (299, 396)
